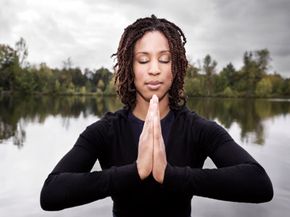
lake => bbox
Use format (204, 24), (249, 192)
(0, 95), (289, 217)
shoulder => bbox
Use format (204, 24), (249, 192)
(174, 106), (214, 127)
(175, 106), (226, 136)
(82, 107), (128, 139)
(178, 107), (233, 153)
(89, 107), (128, 128)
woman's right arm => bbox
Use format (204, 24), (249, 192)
(40, 120), (141, 211)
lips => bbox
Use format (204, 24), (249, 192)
(145, 81), (162, 90)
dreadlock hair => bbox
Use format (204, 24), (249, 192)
(112, 14), (188, 110)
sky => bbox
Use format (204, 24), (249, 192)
(1, 0), (290, 77)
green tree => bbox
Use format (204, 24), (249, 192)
(239, 49), (271, 97)
(15, 37), (28, 68)
(185, 77), (203, 96)
(268, 73), (284, 96)
(222, 87), (237, 97)
(255, 77), (272, 97)
(186, 63), (200, 79)
(203, 54), (217, 96)
(93, 67), (113, 92)
(0, 44), (20, 91)
(255, 49), (271, 72)
(282, 79), (290, 96)
(104, 77), (116, 95)
(62, 57), (73, 70)
(220, 63), (237, 88)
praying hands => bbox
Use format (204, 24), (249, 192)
(136, 94), (167, 184)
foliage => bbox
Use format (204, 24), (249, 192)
(0, 38), (289, 98)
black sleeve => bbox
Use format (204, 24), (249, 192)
(163, 121), (273, 203)
(40, 120), (141, 211)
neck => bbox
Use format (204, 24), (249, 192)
(133, 94), (170, 121)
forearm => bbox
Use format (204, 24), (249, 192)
(40, 163), (141, 211)
(163, 162), (273, 203)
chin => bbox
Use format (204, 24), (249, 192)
(137, 89), (169, 103)
(149, 92), (168, 102)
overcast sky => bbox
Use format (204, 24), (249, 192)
(1, 0), (290, 77)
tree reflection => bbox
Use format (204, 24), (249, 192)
(187, 97), (290, 145)
(0, 95), (290, 147)
(0, 95), (123, 147)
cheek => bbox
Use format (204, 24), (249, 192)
(165, 68), (173, 84)
(133, 70), (144, 88)
(133, 63), (145, 78)
(133, 64), (139, 82)
(133, 70), (143, 84)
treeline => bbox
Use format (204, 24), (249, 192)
(1, 38), (290, 97)
(185, 51), (290, 97)
(0, 38), (115, 95)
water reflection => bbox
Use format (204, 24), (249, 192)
(187, 97), (290, 145)
(0, 95), (123, 147)
(1, 95), (290, 147)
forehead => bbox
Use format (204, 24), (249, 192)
(134, 31), (170, 53)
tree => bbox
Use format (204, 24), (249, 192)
(38, 63), (54, 93)
(0, 44), (19, 91)
(203, 54), (217, 96)
(62, 57), (73, 70)
(15, 37), (28, 68)
(93, 67), (113, 92)
(255, 77), (272, 97)
(239, 49), (272, 97)
(0, 44), (16, 68)
(220, 63), (237, 87)
(104, 77), (117, 95)
(186, 63), (200, 79)
(255, 49), (271, 72)
(71, 67), (86, 87)
(184, 77), (203, 96)
(268, 73), (284, 96)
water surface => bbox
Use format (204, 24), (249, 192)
(0, 96), (289, 217)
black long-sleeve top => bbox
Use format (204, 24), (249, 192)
(40, 107), (273, 217)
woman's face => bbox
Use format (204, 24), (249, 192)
(133, 30), (173, 103)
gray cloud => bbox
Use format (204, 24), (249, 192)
(0, 0), (26, 41)
(0, 0), (289, 77)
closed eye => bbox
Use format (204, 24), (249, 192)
(159, 60), (170, 64)
(159, 54), (171, 64)
(138, 60), (149, 64)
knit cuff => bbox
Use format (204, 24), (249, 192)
(111, 162), (142, 195)
(163, 163), (192, 194)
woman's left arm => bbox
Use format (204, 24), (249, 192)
(163, 121), (273, 203)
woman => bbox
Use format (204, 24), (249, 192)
(40, 15), (273, 217)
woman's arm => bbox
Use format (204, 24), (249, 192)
(40, 122), (141, 211)
(163, 121), (273, 203)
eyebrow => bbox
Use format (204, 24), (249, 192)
(135, 50), (171, 55)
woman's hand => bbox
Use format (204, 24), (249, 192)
(136, 96), (155, 180)
(136, 95), (167, 183)
(152, 95), (167, 183)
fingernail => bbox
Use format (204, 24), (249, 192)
(152, 94), (158, 103)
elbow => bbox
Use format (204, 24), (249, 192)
(40, 186), (62, 211)
(259, 177), (274, 203)
(40, 175), (64, 211)
(252, 164), (274, 203)
(254, 182), (273, 203)
(40, 190), (52, 211)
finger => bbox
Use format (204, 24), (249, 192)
(153, 102), (162, 136)
(143, 97), (154, 131)
(150, 95), (158, 119)
(153, 115), (161, 143)
(152, 94), (158, 104)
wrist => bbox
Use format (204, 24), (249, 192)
(154, 162), (167, 184)
(136, 161), (151, 180)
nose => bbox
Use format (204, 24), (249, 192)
(148, 59), (161, 76)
